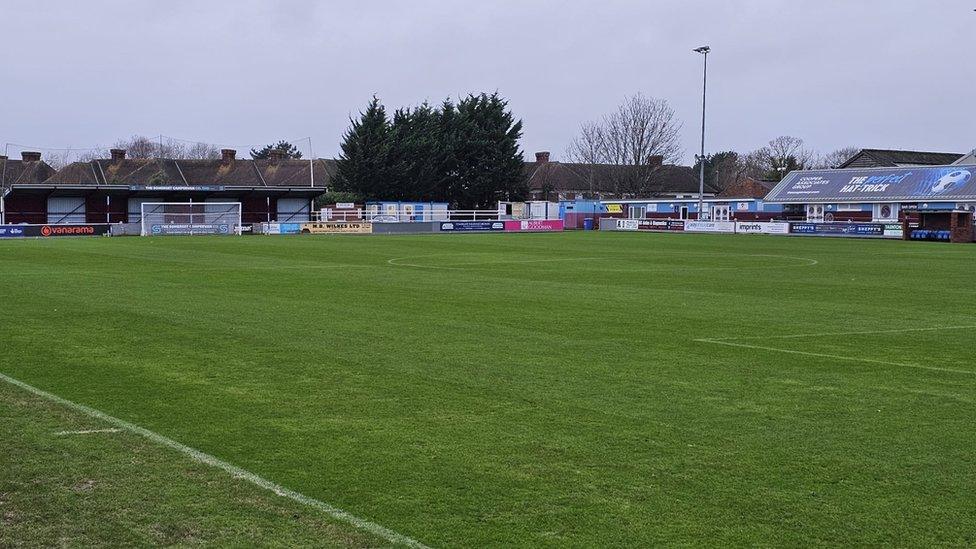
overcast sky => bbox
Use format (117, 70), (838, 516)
(2, 1), (973, 164)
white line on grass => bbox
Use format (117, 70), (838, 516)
(695, 325), (976, 376)
(387, 254), (602, 269)
(55, 428), (122, 436)
(706, 325), (976, 341)
(0, 371), (429, 549)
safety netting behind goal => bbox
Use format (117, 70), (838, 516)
(140, 202), (242, 236)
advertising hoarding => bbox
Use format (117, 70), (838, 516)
(0, 224), (111, 238)
(503, 220), (564, 232)
(789, 222), (884, 237)
(440, 221), (505, 232)
(301, 222), (372, 234)
(734, 222), (790, 235)
(766, 165), (976, 203)
(685, 220), (736, 233)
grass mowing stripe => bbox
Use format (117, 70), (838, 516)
(0, 370), (430, 549)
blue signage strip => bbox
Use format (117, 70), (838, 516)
(766, 165), (976, 203)
(789, 222), (884, 237)
(439, 221), (505, 232)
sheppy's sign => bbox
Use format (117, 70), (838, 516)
(765, 165), (976, 203)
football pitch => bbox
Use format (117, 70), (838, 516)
(1, 231), (974, 547)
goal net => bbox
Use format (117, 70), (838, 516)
(140, 202), (242, 236)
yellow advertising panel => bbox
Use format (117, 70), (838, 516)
(301, 222), (373, 234)
(606, 204), (623, 214)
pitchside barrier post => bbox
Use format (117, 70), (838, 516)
(140, 202), (243, 236)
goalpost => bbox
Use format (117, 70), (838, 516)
(140, 202), (243, 236)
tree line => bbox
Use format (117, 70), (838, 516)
(567, 94), (860, 194)
(331, 93), (528, 208)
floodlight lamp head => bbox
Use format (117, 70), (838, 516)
(694, 46), (710, 54)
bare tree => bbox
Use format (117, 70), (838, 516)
(744, 136), (814, 181)
(73, 135), (221, 161)
(811, 146), (860, 169)
(567, 93), (684, 196)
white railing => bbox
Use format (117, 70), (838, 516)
(313, 208), (508, 223)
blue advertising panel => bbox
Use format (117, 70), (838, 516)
(790, 222), (884, 237)
(766, 165), (976, 203)
(439, 221), (505, 232)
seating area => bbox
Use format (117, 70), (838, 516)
(910, 229), (952, 241)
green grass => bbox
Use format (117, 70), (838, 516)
(1, 231), (974, 547)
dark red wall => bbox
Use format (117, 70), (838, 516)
(85, 195), (127, 223)
(242, 196), (276, 223)
(4, 195), (46, 224)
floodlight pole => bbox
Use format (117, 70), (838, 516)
(694, 46), (710, 221)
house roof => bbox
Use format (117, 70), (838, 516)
(0, 156), (57, 188)
(42, 156), (336, 188)
(837, 149), (964, 169)
(523, 160), (718, 196)
(717, 177), (775, 199)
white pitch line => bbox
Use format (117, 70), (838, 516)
(0, 371), (429, 548)
(55, 428), (122, 436)
(707, 324), (976, 341)
(695, 338), (976, 376)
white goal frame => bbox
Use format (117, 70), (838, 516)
(140, 202), (243, 236)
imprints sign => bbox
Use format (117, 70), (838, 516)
(734, 222), (789, 235)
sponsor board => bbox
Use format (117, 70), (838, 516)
(129, 185), (224, 192)
(883, 223), (904, 238)
(615, 219), (639, 231)
(151, 223), (231, 235)
(685, 220), (737, 233)
(301, 222), (372, 234)
(734, 222), (790, 235)
(0, 224), (111, 238)
(503, 220), (564, 232)
(440, 221), (505, 232)
(637, 219), (684, 231)
(605, 204), (623, 214)
(766, 165), (976, 203)
(789, 222), (884, 237)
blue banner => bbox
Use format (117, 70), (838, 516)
(766, 165), (976, 203)
(0, 225), (28, 238)
(790, 222), (884, 237)
(439, 221), (505, 232)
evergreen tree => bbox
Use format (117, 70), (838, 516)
(333, 97), (391, 200)
(449, 93), (527, 208)
(249, 140), (303, 159)
(333, 93), (527, 207)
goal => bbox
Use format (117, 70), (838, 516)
(140, 202), (242, 236)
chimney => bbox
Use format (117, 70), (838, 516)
(535, 151), (550, 163)
(648, 155), (664, 167)
(21, 151), (41, 162)
(110, 148), (126, 161)
(268, 149), (285, 164)
(221, 148), (237, 163)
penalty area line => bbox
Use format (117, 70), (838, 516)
(0, 371), (429, 549)
(694, 339), (976, 376)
